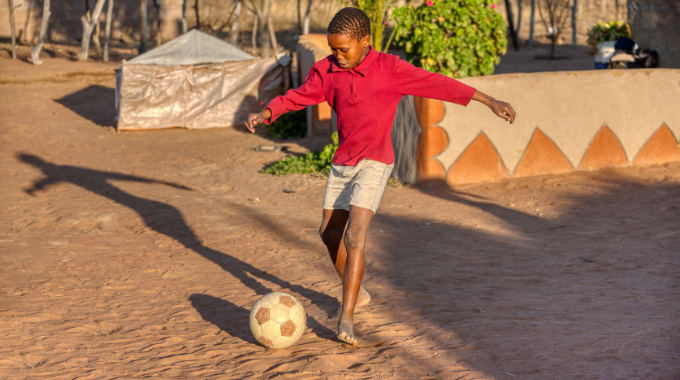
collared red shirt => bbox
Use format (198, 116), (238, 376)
(264, 46), (476, 166)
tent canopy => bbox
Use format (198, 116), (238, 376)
(116, 30), (290, 131)
(127, 29), (256, 66)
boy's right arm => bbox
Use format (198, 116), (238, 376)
(245, 66), (326, 133)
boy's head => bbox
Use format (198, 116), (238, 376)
(326, 7), (371, 70)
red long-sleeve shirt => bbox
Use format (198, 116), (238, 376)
(264, 46), (476, 166)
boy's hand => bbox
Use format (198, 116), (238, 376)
(244, 108), (272, 133)
(472, 90), (516, 124)
(488, 99), (516, 124)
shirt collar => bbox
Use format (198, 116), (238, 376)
(330, 46), (378, 76)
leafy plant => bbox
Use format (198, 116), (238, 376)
(267, 109), (307, 140)
(586, 20), (631, 55)
(345, 0), (396, 52)
(261, 132), (339, 175)
(390, 0), (507, 78)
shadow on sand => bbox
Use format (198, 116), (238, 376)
(18, 152), (336, 342)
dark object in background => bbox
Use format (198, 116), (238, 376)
(267, 109), (306, 139)
(609, 37), (658, 69)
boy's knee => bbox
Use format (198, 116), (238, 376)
(320, 228), (342, 246)
(343, 228), (362, 249)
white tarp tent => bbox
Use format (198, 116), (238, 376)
(116, 29), (291, 131)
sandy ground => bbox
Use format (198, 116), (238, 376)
(1, 58), (679, 380)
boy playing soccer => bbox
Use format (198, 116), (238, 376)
(245, 7), (516, 345)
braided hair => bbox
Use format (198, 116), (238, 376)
(327, 7), (371, 41)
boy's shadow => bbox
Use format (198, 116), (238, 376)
(18, 153), (336, 341)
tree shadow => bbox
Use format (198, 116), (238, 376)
(55, 85), (117, 127)
(17, 152), (336, 341)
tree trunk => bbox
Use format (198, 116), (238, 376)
(79, 0), (107, 61)
(571, 0), (577, 46)
(267, 14), (277, 55)
(8, 0), (17, 59)
(153, 0), (161, 46)
(297, 0), (302, 31)
(251, 0), (272, 57)
(181, 0), (187, 33)
(504, 0), (519, 50)
(93, 13), (102, 57)
(251, 15), (257, 49)
(31, 0), (51, 65)
(303, 0), (312, 34)
(229, 1), (242, 45)
(194, 0), (200, 29)
(139, 0), (148, 54)
(103, 0), (113, 61)
(515, 0), (522, 36)
(529, 0), (535, 47)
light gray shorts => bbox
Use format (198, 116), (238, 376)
(322, 159), (394, 214)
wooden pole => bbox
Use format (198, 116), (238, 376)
(31, 0), (51, 64)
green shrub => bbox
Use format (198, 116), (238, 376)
(261, 132), (339, 175)
(391, 0), (507, 78)
(267, 109), (307, 140)
(586, 20), (631, 55)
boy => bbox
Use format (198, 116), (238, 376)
(245, 7), (516, 345)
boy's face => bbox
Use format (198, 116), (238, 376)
(327, 33), (370, 70)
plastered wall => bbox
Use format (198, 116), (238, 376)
(416, 69), (680, 185)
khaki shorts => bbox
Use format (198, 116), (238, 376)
(322, 159), (394, 214)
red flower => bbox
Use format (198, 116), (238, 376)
(491, 3), (496, 8)
(425, 0), (433, 6)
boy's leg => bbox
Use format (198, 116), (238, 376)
(319, 208), (371, 319)
(337, 205), (373, 345)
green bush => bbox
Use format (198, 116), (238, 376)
(586, 20), (631, 55)
(267, 109), (307, 140)
(261, 132), (339, 175)
(391, 0), (507, 78)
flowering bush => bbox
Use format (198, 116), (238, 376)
(391, 0), (507, 78)
(586, 20), (631, 55)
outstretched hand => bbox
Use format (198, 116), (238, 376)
(488, 99), (516, 124)
(244, 108), (272, 133)
(472, 90), (516, 124)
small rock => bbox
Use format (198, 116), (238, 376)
(283, 189), (295, 193)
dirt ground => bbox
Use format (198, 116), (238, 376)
(1, 56), (679, 380)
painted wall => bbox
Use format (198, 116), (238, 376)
(296, 33), (332, 137)
(416, 69), (680, 185)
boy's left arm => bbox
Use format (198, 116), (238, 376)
(393, 58), (516, 124)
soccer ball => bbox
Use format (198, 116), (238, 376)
(250, 292), (306, 348)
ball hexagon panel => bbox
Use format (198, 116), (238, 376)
(255, 307), (270, 324)
(249, 292), (307, 349)
(279, 295), (296, 307)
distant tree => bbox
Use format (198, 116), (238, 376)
(250, 0), (274, 57)
(529, 0), (535, 47)
(302, 0), (312, 34)
(31, 0), (51, 64)
(139, 0), (148, 53)
(537, 0), (570, 58)
(7, 0), (19, 59)
(229, 0), (242, 45)
(79, 0), (107, 61)
(153, 0), (161, 46)
(103, 0), (114, 61)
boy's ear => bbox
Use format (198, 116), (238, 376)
(360, 35), (370, 47)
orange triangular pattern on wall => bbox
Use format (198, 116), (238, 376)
(513, 128), (574, 177)
(632, 124), (680, 166)
(447, 132), (508, 186)
(578, 125), (628, 171)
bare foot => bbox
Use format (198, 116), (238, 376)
(337, 316), (357, 345)
(327, 286), (371, 321)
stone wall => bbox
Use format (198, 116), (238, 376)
(627, 0), (680, 68)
